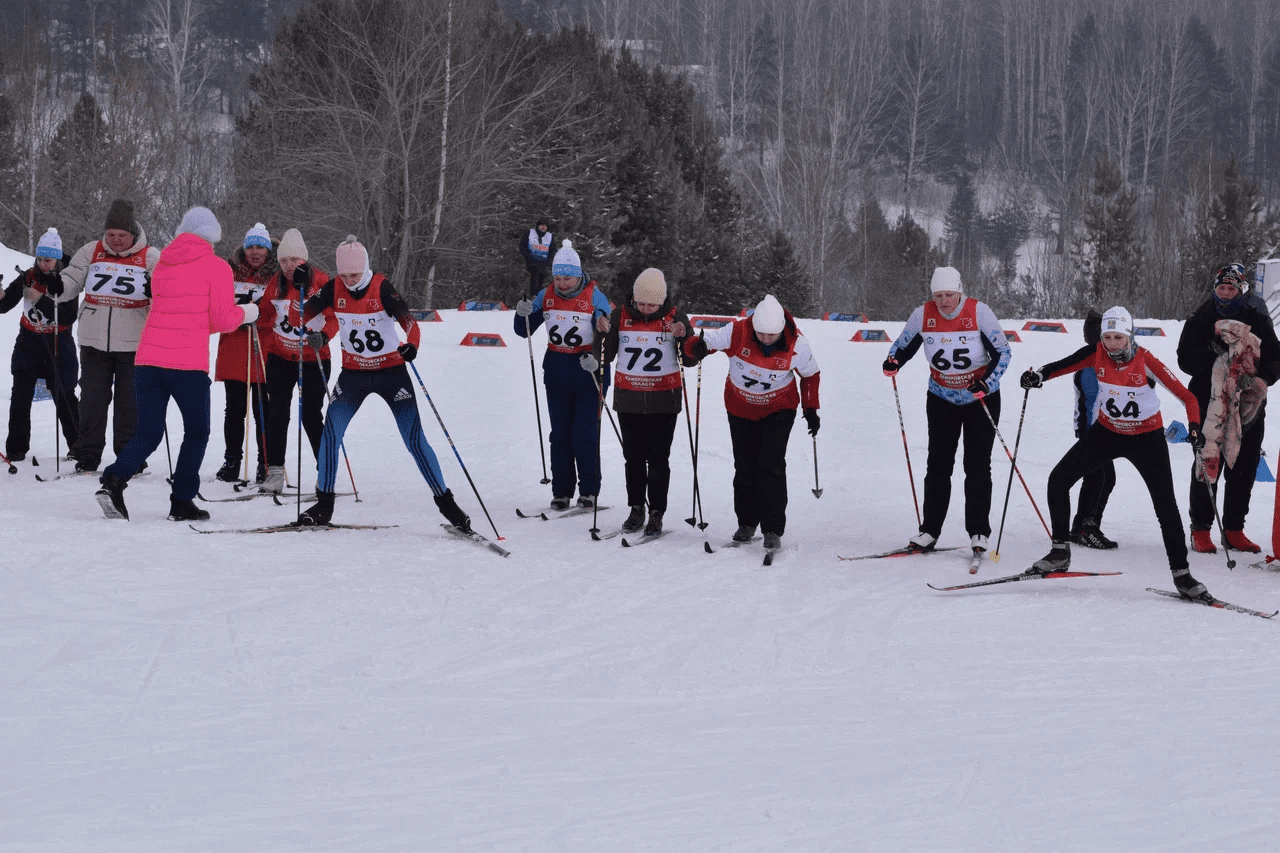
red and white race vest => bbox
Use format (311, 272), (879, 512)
(233, 278), (267, 305)
(724, 321), (799, 407)
(614, 307), (681, 392)
(82, 244), (150, 309)
(541, 283), (600, 355)
(1093, 347), (1166, 434)
(333, 274), (407, 370)
(921, 298), (989, 389)
(19, 271), (68, 334)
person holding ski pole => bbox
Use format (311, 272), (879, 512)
(1, 228), (80, 462)
(212, 222), (276, 484)
(1176, 263), (1280, 554)
(684, 294), (820, 552)
(512, 239), (612, 511)
(1020, 306), (1212, 600)
(882, 266), (1011, 553)
(254, 228), (337, 494)
(295, 236), (471, 532)
(598, 268), (695, 536)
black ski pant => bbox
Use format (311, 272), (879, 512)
(728, 407), (796, 536)
(1188, 403), (1266, 531)
(618, 411), (678, 513)
(72, 346), (136, 468)
(1072, 460), (1116, 531)
(1049, 424), (1188, 571)
(221, 378), (268, 477)
(7, 331), (79, 458)
(921, 391), (999, 539)
(264, 354), (328, 468)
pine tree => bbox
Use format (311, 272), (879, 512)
(1181, 156), (1280, 306)
(44, 93), (114, 241)
(944, 172), (981, 280)
(1075, 155), (1143, 310)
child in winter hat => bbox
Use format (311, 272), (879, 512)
(104, 198), (139, 238)
(175, 206), (222, 245)
(243, 223), (271, 250)
(35, 227), (63, 259)
(276, 228), (309, 262)
(633, 268), (667, 305)
(335, 235), (369, 277)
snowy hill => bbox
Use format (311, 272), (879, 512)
(2, 281), (1278, 852)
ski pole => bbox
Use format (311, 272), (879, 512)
(310, 340), (361, 502)
(689, 355), (706, 528)
(592, 358), (605, 534)
(680, 368), (706, 530)
(407, 361), (502, 540)
(1196, 450), (1237, 570)
(978, 395), (1052, 539)
(811, 433), (822, 498)
(523, 313), (551, 485)
(991, 388), (1030, 563)
(242, 329), (253, 481)
(890, 374), (921, 527)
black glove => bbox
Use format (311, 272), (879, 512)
(882, 356), (899, 377)
(304, 331), (326, 350)
(35, 269), (64, 296)
(1187, 422), (1206, 451)
(1210, 336), (1229, 356)
(1020, 369), (1043, 390)
(292, 263), (311, 289)
(803, 408), (820, 436)
(689, 335), (709, 362)
(967, 377), (989, 396)
(397, 342), (417, 362)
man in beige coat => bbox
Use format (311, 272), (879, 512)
(63, 198), (161, 472)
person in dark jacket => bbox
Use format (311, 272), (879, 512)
(0, 228), (79, 461)
(518, 218), (554, 296)
(513, 239), (612, 510)
(599, 268), (695, 535)
(1175, 263), (1280, 554)
(1069, 309), (1118, 549)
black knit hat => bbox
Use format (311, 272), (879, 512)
(104, 198), (139, 239)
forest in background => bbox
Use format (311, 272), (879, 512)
(2, 0), (1279, 318)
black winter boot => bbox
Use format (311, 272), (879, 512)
(733, 524), (758, 542)
(168, 498), (210, 522)
(644, 510), (664, 536)
(434, 489), (472, 533)
(622, 505), (646, 533)
(299, 490), (335, 526)
(95, 473), (129, 520)
(215, 459), (241, 482)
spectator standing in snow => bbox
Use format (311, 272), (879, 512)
(882, 266), (1011, 553)
(1175, 263), (1280, 555)
(599, 268), (695, 536)
(64, 198), (160, 473)
(0, 227), (80, 461)
(212, 223), (277, 484)
(518, 218), (554, 296)
(684, 294), (820, 552)
(95, 207), (258, 522)
(513, 239), (612, 510)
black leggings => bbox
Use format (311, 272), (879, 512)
(265, 354), (329, 467)
(1048, 424), (1187, 571)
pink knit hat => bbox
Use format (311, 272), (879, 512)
(335, 235), (368, 276)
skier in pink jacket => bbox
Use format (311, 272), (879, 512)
(95, 207), (257, 521)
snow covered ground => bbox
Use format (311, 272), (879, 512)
(2, 241), (1279, 851)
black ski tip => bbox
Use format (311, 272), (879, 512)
(621, 537), (633, 547)
(704, 541), (714, 554)
(590, 528), (603, 540)
(272, 495), (284, 506)
(763, 551), (775, 566)
(31, 456), (38, 467)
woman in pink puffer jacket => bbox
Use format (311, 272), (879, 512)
(95, 207), (256, 522)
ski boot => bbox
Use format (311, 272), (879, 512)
(1027, 540), (1071, 575)
(435, 489), (472, 534)
(298, 490), (335, 526)
(622, 505), (646, 533)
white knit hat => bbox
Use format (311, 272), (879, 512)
(277, 228), (308, 262)
(1101, 306), (1133, 337)
(36, 227), (62, 259)
(243, 222), (271, 250)
(930, 266), (963, 294)
(633, 268), (666, 304)
(752, 294), (786, 335)
(335, 235), (368, 276)
(551, 239), (582, 278)
(176, 206), (222, 245)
